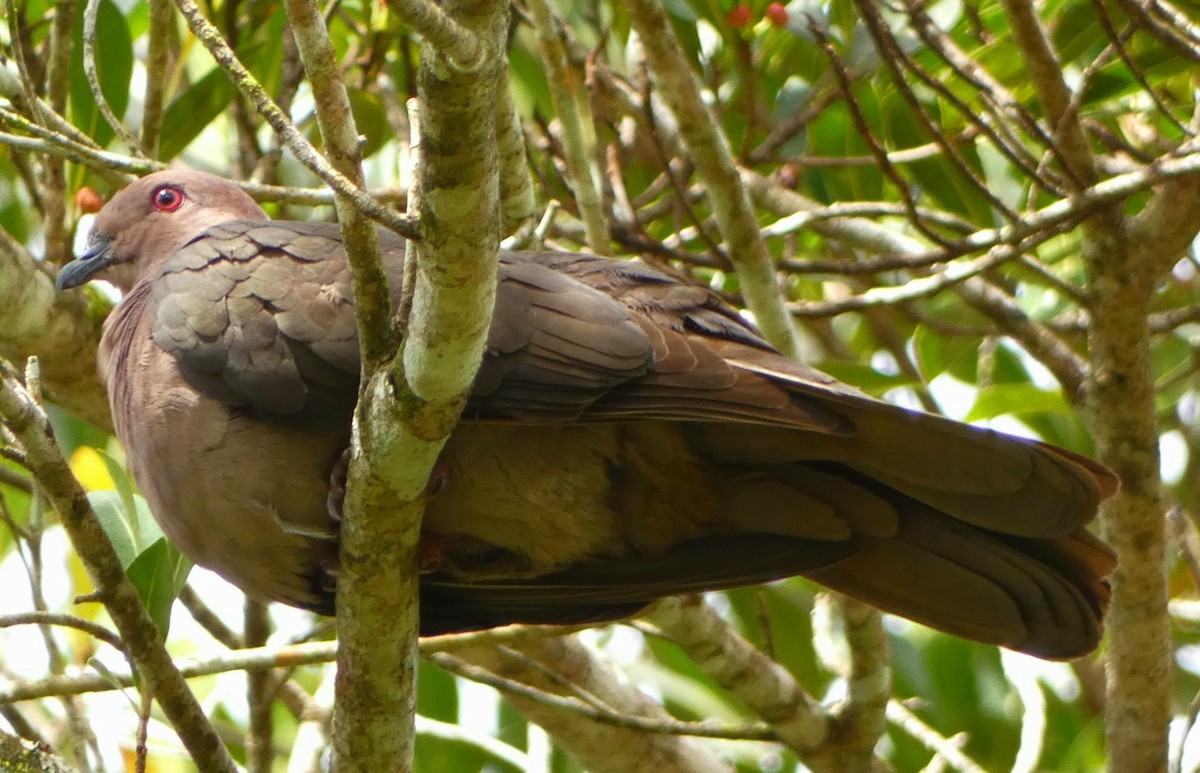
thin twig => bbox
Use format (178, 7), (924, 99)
(853, 0), (1020, 223)
(82, 0), (145, 154)
(170, 0), (419, 239)
(809, 18), (956, 249)
(384, 0), (483, 71)
(887, 700), (988, 773)
(0, 612), (123, 652)
(627, 0), (804, 358)
(428, 651), (775, 741)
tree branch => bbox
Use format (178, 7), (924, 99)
(626, 0), (805, 359)
(457, 636), (736, 773)
(0, 366), (237, 773)
(646, 597), (832, 754)
(333, 1), (510, 770)
(529, 0), (610, 253)
(997, 0), (1098, 186)
(170, 0), (420, 238)
(0, 232), (112, 431)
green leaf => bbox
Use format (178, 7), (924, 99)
(348, 88), (389, 158)
(965, 383), (1069, 422)
(417, 659), (458, 723)
(913, 324), (980, 383)
(95, 449), (142, 543)
(0, 458), (31, 547)
(772, 77), (813, 157)
(88, 486), (185, 637)
(815, 360), (919, 397)
(159, 69), (238, 161)
(126, 539), (192, 639)
(806, 98), (882, 202)
(990, 343), (1036, 384)
(87, 490), (139, 569)
(495, 694), (529, 755)
(69, 0), (133, 147)
(663, 0), (700, 23)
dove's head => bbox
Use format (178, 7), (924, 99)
(57, 170), (268, 293)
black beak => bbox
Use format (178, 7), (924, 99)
(56, 235), (115, 291)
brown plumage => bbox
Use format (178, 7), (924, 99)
(57, 170), (1118, 659)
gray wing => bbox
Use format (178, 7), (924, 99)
(148, 223), (847, 432)
(150, 220), (373, 427)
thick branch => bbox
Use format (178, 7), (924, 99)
(997, 0), (1098, 185)
(811, 595), (890, 773)
(140, 0), (173, 156)
(626, 0), (804, 359)
(0, 232), (111, 430)
(385, 0), (483, 70)
(529, 0), (609, 253)
(0, 730), (72, 773)
(282, 0), (393, 363)
(494, 85), (535, 235)
(334, 1), (510, 771)
(458, 637), (735, 773)
(1085, 223), (1171, 770)
(41, 0), (76, 266)
(280, 1), (413, 770)
(1129, 162), (1200, 277)
(647, 597), (832, 753)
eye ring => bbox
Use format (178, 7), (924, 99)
(151, 185), (185, 212)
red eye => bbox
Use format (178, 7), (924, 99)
(151, 185), (185, 212)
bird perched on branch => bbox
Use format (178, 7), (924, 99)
(57, 170), (1117, 659)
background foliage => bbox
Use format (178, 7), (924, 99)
(0, 0), (1198, 770)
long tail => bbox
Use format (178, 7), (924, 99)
(688, 367), (1117, 658)
(793, 463), (1113, 659)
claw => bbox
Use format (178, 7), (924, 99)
(418, 532), (455, 573)
(425, 459), (450, 498)
(326, 448), (351, 523)
(319, 560), (340, 592)
(324, 452), (452, 575)
(314, 539), (341, 594)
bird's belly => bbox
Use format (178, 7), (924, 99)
(425, 422), (722, 577)
(425, 423), (626, 574)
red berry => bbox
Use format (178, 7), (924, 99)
(727, 4), (752, 28)
(765, 2), (789, 26)
(74, 187), (104, 214)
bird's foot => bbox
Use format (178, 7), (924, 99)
(425, 459), (450, 497)
(320, 450), (456, 583)
(326, 452), (451, 524)
(418, 532), (457, 572)
(315, 532), (532, 599)
(326, 448), (351, 524)
(316, 541), (340, 594)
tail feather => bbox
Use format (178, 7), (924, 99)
(690, 384), (1114, 540)
(825, 397), (1109, 538)
(779, 464), (1112, 658)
